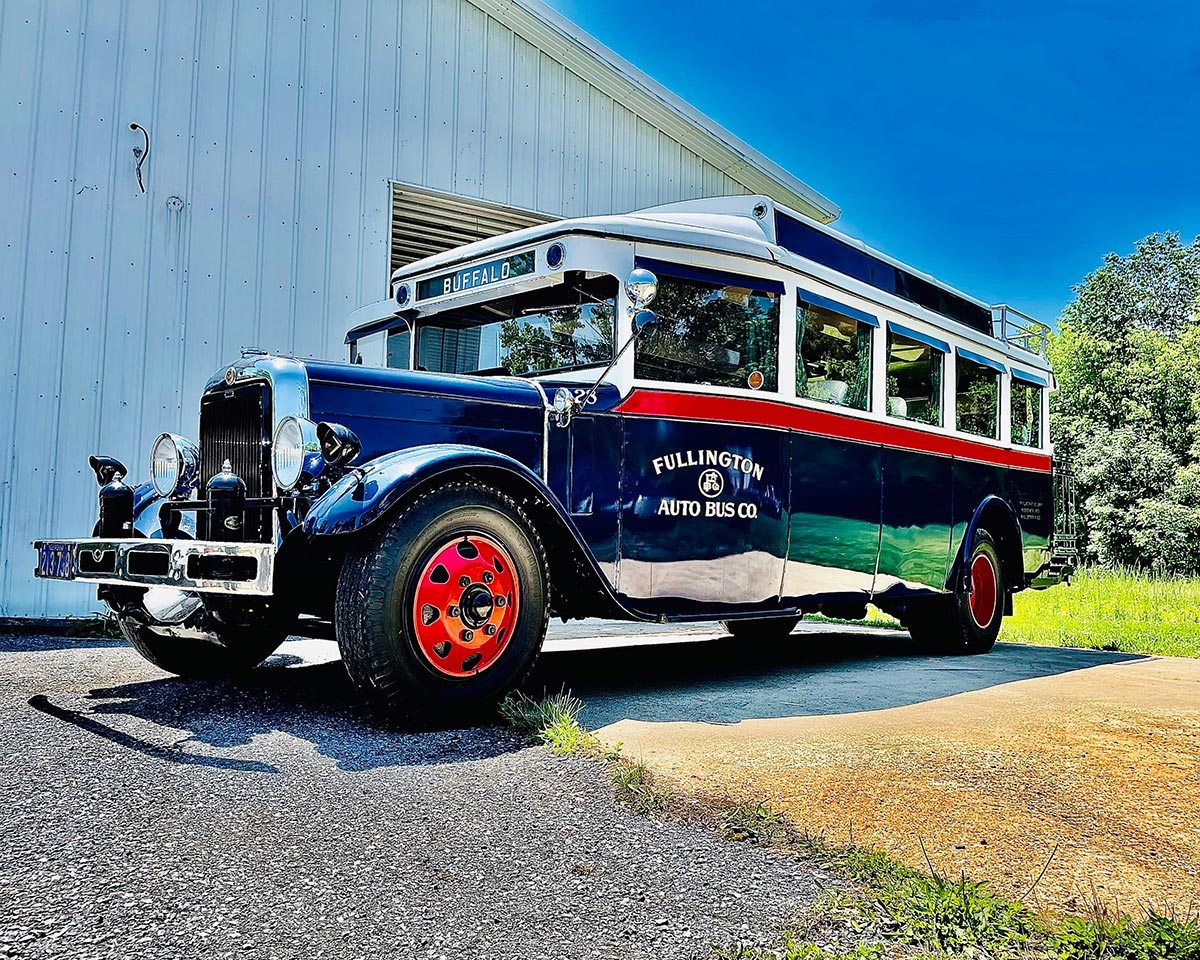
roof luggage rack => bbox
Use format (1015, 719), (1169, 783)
(992, 304), (1050, 357)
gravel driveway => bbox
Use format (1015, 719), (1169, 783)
(0, 630), (818, 960)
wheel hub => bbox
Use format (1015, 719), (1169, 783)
(459, 584), (495, 629)
(968, 552), (997, 628)
(411, 534), (520, 677)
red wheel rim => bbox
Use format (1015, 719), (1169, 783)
(968, 552), (998, 628)
(411, 534), (520, 677)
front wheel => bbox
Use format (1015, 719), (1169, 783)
(904, 530), (1005, 655)
(335, 482), (549, 720)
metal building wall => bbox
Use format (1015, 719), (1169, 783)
(0, 0), (755, 617)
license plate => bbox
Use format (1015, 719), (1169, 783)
(36, 542), (75, 580)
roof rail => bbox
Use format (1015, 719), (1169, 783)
(992, 304), (1050, 357)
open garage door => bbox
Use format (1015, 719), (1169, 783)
(389, 182), (554, 277)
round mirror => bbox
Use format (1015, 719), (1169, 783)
(624, 268), (658, 307)
(633, 309), (657, 334)
(552, 387), (573, 415)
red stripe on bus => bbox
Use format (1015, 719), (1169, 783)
(615, 389), (1053, 473)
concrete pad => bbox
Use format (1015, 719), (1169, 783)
(536, 628), (1200, 915)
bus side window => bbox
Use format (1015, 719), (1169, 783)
(1011, 377), (1044, 447)
(956, 352), (1002, 439)
(796, 294), (874, 412)
(635, 273), (780, 392)
(885, 324), (945, 426)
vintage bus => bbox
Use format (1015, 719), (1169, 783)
(35, 195), (1072, 717)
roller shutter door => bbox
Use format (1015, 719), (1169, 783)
(389, 182), (553, 276)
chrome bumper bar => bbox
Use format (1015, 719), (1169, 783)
(33, 537), (275, 596)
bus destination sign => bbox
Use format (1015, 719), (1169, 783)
(416, 250), (536, 302)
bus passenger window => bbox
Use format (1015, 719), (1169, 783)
(797, 301), (871, 411)
(635, 275), (779, 391)
(886, 331), (942, 426)
(956, 355), (1000, 438)
(1011, 379), (1043, 447)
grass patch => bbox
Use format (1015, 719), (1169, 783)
(1007, 567), (1200, 658)
(610, 760), (671, 815)
(790, 834), (1200, 960)
(497, 689), (617, 758)
(805, 606), (900, 630)
(719, 800), (785, 843)
(63, 614), (123, 639)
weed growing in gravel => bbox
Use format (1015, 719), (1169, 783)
(498, 689), (620, 759)
(610, 760), (671, 816)
(718, 801), (785, 844)
(713, 938), (885, 960)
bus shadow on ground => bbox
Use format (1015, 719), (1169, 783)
(28, 650), (527, 774)
(19, 629), (1145, 771)
(532, 631), (1147, 728)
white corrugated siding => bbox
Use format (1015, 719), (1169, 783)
(0, 0), (757, 617)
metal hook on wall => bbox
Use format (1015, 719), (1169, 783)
(129, 122), (150, 193)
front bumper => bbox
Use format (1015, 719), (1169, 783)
(33, 537), (275, 596)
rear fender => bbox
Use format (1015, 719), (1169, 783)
(955, 495), (1023, 606)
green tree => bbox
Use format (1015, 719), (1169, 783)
(1050, 232), (1200, 573)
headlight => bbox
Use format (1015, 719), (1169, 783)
(272, 416), (322, 492)
(149, 433), (200, 498)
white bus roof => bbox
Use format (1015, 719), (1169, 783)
(387, 195), (1051, 368)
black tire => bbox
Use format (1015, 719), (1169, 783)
(905, 530), (1005, 655)
(721, 615), (802, 639)
(117, 613), (285, 678)
(335, 482), (549, 720)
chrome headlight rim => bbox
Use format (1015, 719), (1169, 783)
(272, 416), (323, 493)
(149, 433), (200, 499)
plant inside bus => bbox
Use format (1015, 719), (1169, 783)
(797, 300), (872, 410)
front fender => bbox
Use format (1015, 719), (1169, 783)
(302, 444), (552, 537)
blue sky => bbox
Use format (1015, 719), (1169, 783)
(545, 0), (1200, 324)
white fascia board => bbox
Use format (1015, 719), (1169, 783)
(468, 0), (841, 224)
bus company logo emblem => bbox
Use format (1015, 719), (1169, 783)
(223, 515), (241, 531)
(698, 469), (724, 498)
(747, 370), (764, 390)
(224, 367), (236, 386)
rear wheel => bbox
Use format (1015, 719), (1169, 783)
(335, 482), (549, 720)
(721, 615), (802, 640)
(904, 530), (1005, 655)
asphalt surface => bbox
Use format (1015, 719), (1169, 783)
(0, 624), (822, 960)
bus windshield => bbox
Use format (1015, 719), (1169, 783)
(398, 272), (617, 377)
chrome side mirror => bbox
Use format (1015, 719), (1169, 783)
(633, 309), (657, 334)
(551, 308), (658, 428)
(625, 268), (658, 308)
